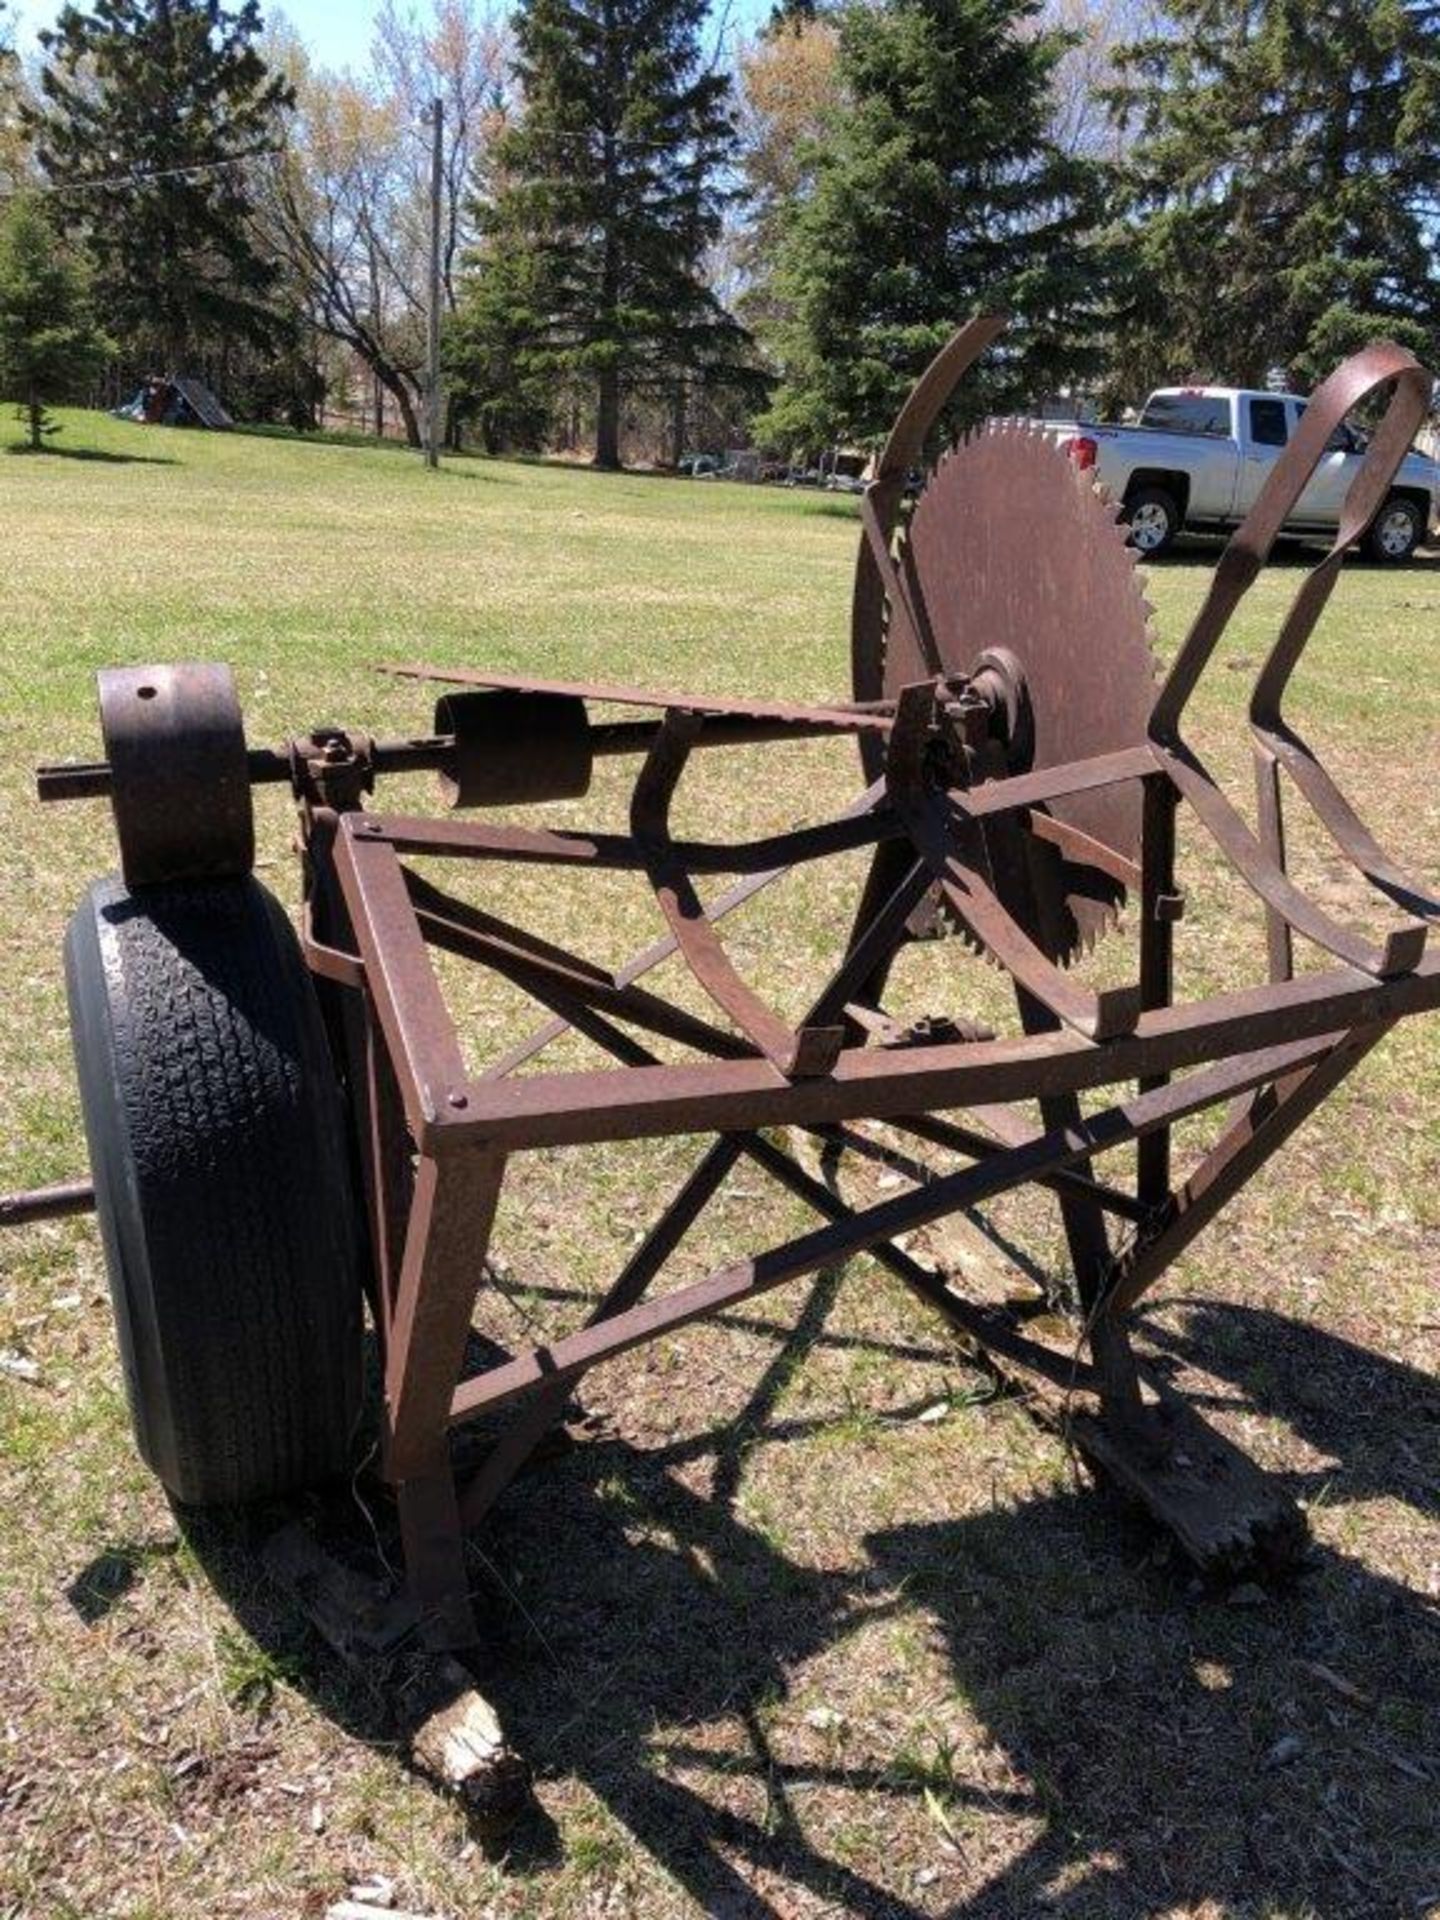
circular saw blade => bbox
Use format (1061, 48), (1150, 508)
(860, 420), (1160, 961)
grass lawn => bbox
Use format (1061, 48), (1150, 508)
(1, 408), (1437, 1920)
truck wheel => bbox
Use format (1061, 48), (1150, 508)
(65, 874), (365, 1507)
(1122, 487), (1180, 557)
(1361, 495), (1424, 564)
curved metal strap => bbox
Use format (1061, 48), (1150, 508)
(1245, 350), (1438, 922)
(873, 314), (1010, 486)
(852, 315), (1009, 752)
(1159, 739), (1427, 978)
(1149, 342), (1433, 975)
(1254, 719), (1440, 924)
(630, 711), (845, 1078)
(1152, 341), (1432, 736)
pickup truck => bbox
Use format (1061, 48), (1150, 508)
(1054, 385), (1440, 561)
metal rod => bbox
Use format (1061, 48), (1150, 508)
(886, 1112), (1149, 1224)
(1137, 773), (1179, 1207)
(446, 1034), (1343, 1428)
(458, 1136), (746, 1529)
(424, 97), (443, 471)
(35, 714), (886, 805)
(1105, 1023), (1392, 1315)
(738, 1130), (1101, 1395)
(0, 1178), (95, 1226)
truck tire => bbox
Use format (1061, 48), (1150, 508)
(65, 873), (365, 1507)
(1122, 486), (1180, 557)
(1361, 494), (1424, 564)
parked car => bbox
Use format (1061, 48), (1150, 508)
(1052, 384), (1440, 561)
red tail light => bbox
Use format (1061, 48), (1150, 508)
(1060, 434), (1098, 472)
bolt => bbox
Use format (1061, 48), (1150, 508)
(447, 1091), (469, 1110)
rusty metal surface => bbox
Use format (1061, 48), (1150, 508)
(901, 425), (1160, 957)
(436, 689), (592, 808)
(0, 1177), (95, 1226)
(23, 317), (1439, 1646)
(98, 663), (255, 885)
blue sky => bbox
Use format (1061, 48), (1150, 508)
(12, 0), (769, 72)
(13, 2), (402, 69)
(267, 1), (380, 71)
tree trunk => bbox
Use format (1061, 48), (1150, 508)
(27, 386), (42, 450)
(595, 362), (621, 469)
(380, 366), (423, 448)
(670, 377), (688, 470)
(594, 11), (623, 475)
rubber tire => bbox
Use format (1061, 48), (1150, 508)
(65, 874), (364, 1506)
(1123, 486), (1180, 557)
(1361, 494), (1424, 564)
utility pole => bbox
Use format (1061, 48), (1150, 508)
(425, 97), (444, 470)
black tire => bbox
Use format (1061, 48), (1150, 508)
(1361, 494), (1424, 564)
(1122, 485), (1180, 557)
(65, 874), (364, 1506)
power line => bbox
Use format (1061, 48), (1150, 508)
(0, 148), (283, 200)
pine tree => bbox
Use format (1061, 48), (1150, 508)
(756, 0), (1116, 453)
(444, 240), (558, 451)
(466, 0), (752, 468)
(25, 1), (293, 371)
(1110, 1), (1440, 390)
(0, 0), (26, 190)
(0, 191), (112, 447)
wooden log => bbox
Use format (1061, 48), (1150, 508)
(262, 1523), (530, 1835)
(1068, 1392), (1309, 1580)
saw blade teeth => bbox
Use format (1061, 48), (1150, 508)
(858, 399), (1166, 966)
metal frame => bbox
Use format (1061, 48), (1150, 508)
(17, 324), (1440, 1655)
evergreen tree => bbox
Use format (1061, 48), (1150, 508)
(0, 191), (112, 447)
(756, 0), (1115, 453)
(444, 241), (557, 451)
(25, 1), (293, 370)
(1110, 1), (1440, 390)
(466, 0), (752, 468)
(0, 0), (27, 190)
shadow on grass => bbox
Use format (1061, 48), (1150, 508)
(68, 1295), (1440, 1914)
(1142, 536), (1440, 574)
(66, 1534), (182, 1623)
(468, 1295), (1438, 1917)
(5, 442), (178, 466)
(227, 424), (520, 481)
(800, 497), (863, 521)
(1138, 1298), (1440, 1522)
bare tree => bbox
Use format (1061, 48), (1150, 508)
(372, 0), (508, 318)
(1041, 0), (1166, 160)
(256, 0), (507, 443)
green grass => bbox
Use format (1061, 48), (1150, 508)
(1, 408), (1438, 1919)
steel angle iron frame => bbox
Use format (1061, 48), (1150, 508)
(22, 317), (1440, 1653)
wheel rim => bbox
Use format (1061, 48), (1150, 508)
(1376, 507), (1415, 557)
(1128, 503), (1170, 552)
